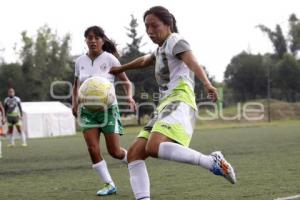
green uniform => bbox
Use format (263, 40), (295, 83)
(79, 105), (123, 134)
(74, 52), (124, 134)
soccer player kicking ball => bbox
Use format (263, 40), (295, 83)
(110, 6), (236, 200)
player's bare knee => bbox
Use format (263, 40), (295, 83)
(127, 146), (136, 162)
(127, 146), (144, 163)
(145, 141), (159, 158)
(107, 147), (123, 159)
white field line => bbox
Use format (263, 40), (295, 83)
(274, 194), (300, 200)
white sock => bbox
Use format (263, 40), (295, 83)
(8, 134), (14, 145)
(158, 142), (214, 170)
(92, 160), (115, 187)
(20, 132), (27, 145)
(128, 160), (150, 200)
(121, 148), (128, 164)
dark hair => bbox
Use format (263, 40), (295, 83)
(143, 6), (178, 33)
(84, 26), (119, 57)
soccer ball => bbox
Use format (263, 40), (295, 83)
(78, 76), (116, 111)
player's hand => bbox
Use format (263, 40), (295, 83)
(110, 67), (124, 75)
(204, 83), (218, 102)
(127, 96), (137, 112)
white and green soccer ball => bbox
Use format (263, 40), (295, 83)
(78, 76), (115, 111)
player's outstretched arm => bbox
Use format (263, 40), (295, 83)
(110, 54), (154, 74)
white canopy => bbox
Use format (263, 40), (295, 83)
(22, 102), (76, 138)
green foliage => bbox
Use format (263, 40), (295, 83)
(289, 13), (300, 54)
(118, 15), (157, 119)
(0, 25), (73, 101)
(225, 14), (300, 103)
(257, 24), (287, 58)
(0, 63), (24, 99)
(224, 52), (267, 102)
(273, 54), (300, 101)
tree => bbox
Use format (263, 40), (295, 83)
(120, 15), (145, 64)
(19, 31), (37, 100)
(257, 24), (287, 59)
(124, 15), (144, 57)
(288, 14), (300, 54)
(257, 14), (300, 101)
(224, 52), (267, 102)
(18, 25), (73, 101)
(0, 63), (24, 99)
(273, 54), (300, 102)
(119, 15), (157, 124)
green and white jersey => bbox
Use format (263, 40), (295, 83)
(75, 51), (120, 84)
(74, 51), (120, 105)
(4, 96), (22, 117)
(153, 33), (197, 111)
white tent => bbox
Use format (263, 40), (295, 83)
(22, 102), (76, 138)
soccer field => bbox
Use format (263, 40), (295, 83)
(0, 121), (299, 200)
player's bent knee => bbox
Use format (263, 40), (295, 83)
(127, 147), (138, 162)
(127, 147), (145, 163)
(107, 148), (123, 159)
(145, 142), (159, 158)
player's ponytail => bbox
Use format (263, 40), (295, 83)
(102, 37), (119, 58)
(170, 14), (178, 33)
(143, 6), (179, 33)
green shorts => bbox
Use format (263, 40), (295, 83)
(138, 101), (196, 147)
(79, 105), (123, 134)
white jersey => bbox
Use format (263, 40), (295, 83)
(74, 51), (121, 105)
(74, 51), (120, 84)
(152, 33), (197, 111)
(153, 33), (194, 99)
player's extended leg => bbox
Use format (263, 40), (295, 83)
(146, 132), (236, 184)
(83, 128), (116, 196)
(16, 124), (27, 146)
(128, 138), (150, 200)
(104, 133), (127, 163)
(7, 125), (15, 147)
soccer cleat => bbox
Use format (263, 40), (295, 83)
(210, 151), (236, 184)
(96, 183), (117, 196)
(21, 144), (28, 147)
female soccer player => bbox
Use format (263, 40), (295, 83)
(72, 26), (135, 196)
(4, 88), (27, 147)
(111, 6), (236, 200)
